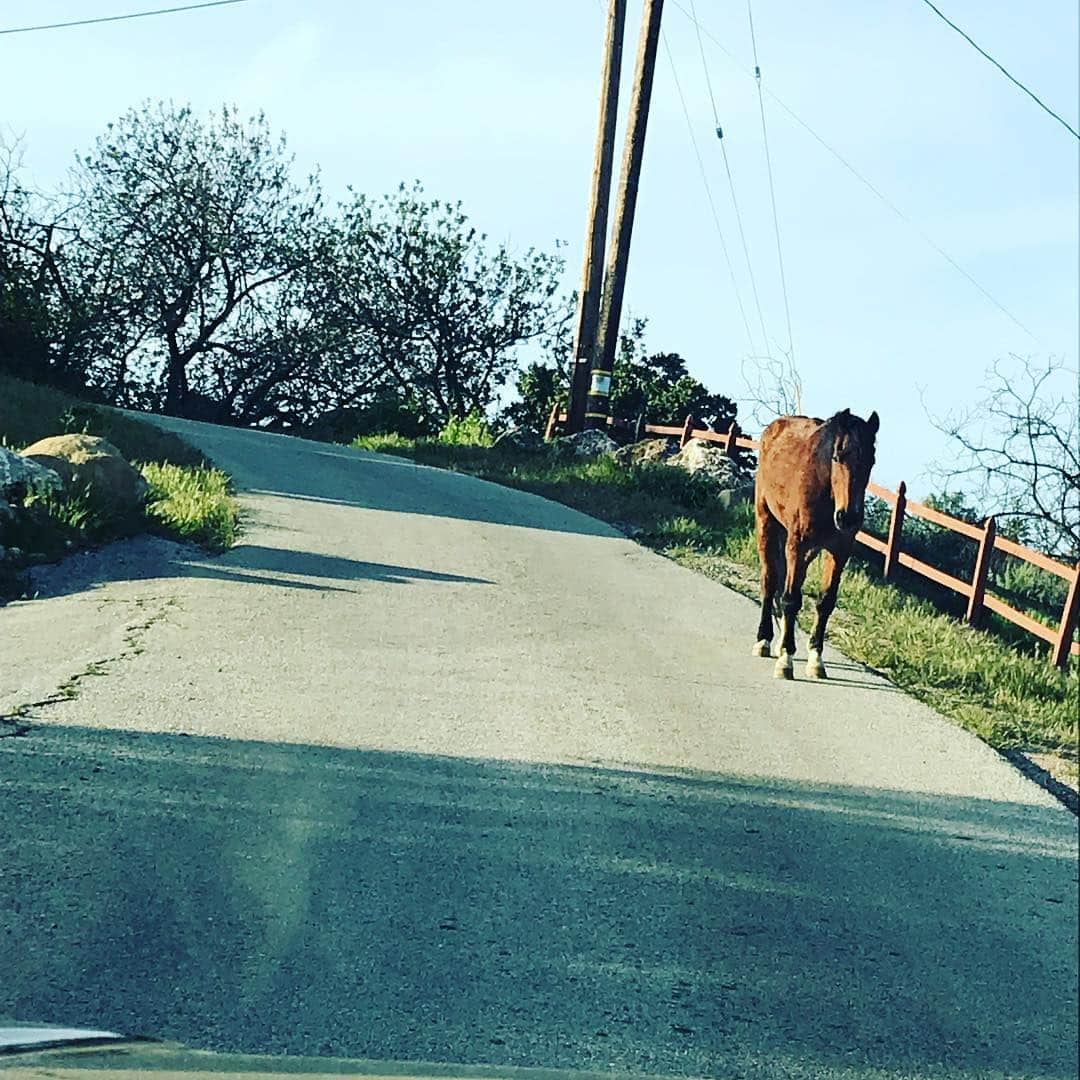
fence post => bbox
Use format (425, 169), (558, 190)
(966, 516), (996, 626)
(680, 413), (695, 448)
(1051, 563), (1080, 670)
(544, 401), (560, 441)
(883, 481), (907, 580)
(725, 420), (741, 458)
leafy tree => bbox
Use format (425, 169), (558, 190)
(331, 183), (568, 428)
(67, 101), (326, 418)
(500, 361), (567, 431)
(610, 318), (737, 430)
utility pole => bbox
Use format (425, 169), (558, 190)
(585, 0), (664, 431)
(566, 0), (626, 435)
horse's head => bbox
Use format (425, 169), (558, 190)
(828, 408), (878, 532)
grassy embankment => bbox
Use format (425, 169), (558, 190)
(1, 375), (240, 575)
(353, 430), (1078, 781)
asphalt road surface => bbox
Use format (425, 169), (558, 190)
(1, 416), (1077, 1079)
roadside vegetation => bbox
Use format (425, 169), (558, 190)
(355, 416), (1078, 782)
(1, 375), (240, 590)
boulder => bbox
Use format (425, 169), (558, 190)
(551, 429), (619, 459)
(611, 438), (675, 467)
(491, 426), (547, 453)
(673, 438), (754, 485)
(0, 445), (63, 507)
(21, 434), (149, 520)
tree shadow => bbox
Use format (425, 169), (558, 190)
(2, 725), (1075, 1078)
(26, 536), (494, 600)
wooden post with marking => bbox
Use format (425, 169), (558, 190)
(567, 0), (627, 433)
(966, 515), (996, 626)
(883, 481), (907, 581)
(587, 0), (665, 430)
(1051, 562), (1080, 669)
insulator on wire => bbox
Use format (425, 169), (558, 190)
(715, 125), (723, 139)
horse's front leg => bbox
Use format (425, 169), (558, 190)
(753, 501), (782, 657)
(807, 546), (851, 679)
(774, 536), (811, 680)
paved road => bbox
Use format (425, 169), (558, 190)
(1, 416), (1076, 1078)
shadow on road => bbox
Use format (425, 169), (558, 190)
(25, 537), (494, 600)
(2, 724), (1075, 1078)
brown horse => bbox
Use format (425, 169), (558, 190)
(753, 408), (879, 679)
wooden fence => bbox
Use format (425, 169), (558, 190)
(546, 405), (1080, 669)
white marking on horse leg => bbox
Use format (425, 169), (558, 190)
(773, 651), (794, 680)
(752, 639), (772, 658)
(806, 647), (827, 679)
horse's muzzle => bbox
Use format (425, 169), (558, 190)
(834, 508), (858, 531)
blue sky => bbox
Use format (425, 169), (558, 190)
(1, 0), (1077, 495)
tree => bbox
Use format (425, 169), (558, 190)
(611, 318), (737, 430)
(500, 360), (567, 431)
(67, 101), (326, 418)
(331, 183), (568, 428)
(929, 356), (1079, 559)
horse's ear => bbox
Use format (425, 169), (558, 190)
(867, 411), (880, 435)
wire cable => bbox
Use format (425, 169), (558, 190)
(747, 0), (797, 369)
(661, 30), (759, 357)
(919, 0), (1079, 140)
(687, 0), (771, 356)
(668, 0), (1042, 344)
(0, 0), (249, 36)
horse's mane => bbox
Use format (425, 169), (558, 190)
(825, 408), (858, 434)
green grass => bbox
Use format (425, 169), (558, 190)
(353, 434), (1078, 773)
(0, 374), (207, 467)
(141, 462), (240, 551)
(1, 375), (240, 583)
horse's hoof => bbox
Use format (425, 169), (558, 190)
(773, 654), (794, 680)
(752, 640), (772, 658)
(806, 649), (827, 679)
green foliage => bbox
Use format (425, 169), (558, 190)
(142, 462), (239, 551)
(67, 101), (327, 420)
(500, 361), (567, 432)
(611, 319), (737, 429)
(351, 432), (417, 453)
(333, 182), (569, 429)
(437, 410), (495, 447)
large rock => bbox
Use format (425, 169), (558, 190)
(551, 429), (619, 459)
(0, 445), (63, 507)
(21, 434), (149, 519)
(611, 438), (675, 467)
(491, 426), (547, 453)
(671, 438), (756, 505)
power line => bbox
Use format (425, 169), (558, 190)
(0, 0), (249, 36)
(661, 30), (759, 357)
(686, 0), (771, 356)
(918, 0), (1079, 140)
(747, 0), (797, 370)
(667, 0), (1042, 344)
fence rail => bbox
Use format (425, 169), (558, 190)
(546, 405), (1080, 669)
